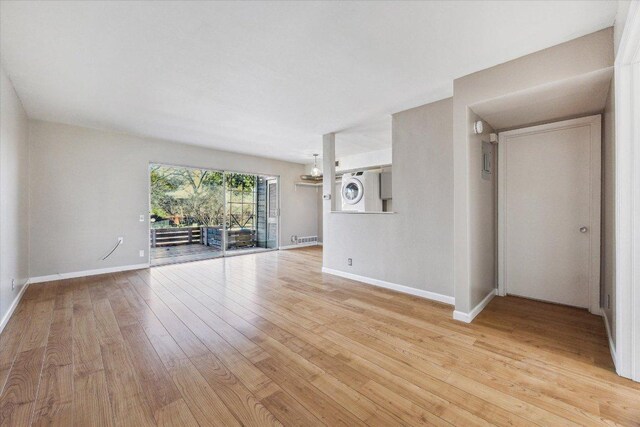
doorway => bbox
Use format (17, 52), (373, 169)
(149, 164), (279, 266)
(498, 116), (601, 313)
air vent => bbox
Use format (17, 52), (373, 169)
(297, 236), (318, 244)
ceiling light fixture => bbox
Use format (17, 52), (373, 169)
(311, 154), (321, 177)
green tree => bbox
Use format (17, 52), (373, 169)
(150, 166), (256, 228)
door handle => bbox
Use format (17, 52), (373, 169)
(580, 226), (588, 233)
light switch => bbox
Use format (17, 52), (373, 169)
(139, 214), (145, 222)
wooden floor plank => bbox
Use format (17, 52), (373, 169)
(154, 398), (199, 427)
(118, 324), (183, 422)
(71, 279), (115, 427)
(0, 347), (47, 427)
(167, 359), (241, 427)
(191, 353), (283, 427)
(31, 288), (73, 427)
(73, 371), (114, 427)
(1, 247), (639, 426)
(31, 364), (73, 427)
(100, 341), (156, 427)
(0, 298), (36, 394)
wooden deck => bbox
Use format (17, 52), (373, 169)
(150, 243), (222, 266)
(1, 246), (639, 426)
(151, 243), (274, 266)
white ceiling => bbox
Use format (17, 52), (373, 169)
(0, 1), (617, 163)
(335, 117), (391, 158)
(472, 68), (614, 131)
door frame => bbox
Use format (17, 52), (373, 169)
(497, 115), (602, 315)
(148, 162), (281, 264)
(614, 0), (640, 381)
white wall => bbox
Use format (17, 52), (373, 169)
(614, 0), (632, 56)
(602, 75), (616, 343)
(453, 28), (614, 314)
(336, 148), (392, 172)
(28, 120), (318, 278)
(324, 98), (454, 298)
(0, 67), (30, 326)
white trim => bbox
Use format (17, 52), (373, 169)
(602, 308), (618, 370)
(453, 289), (497, 323)
(498, 131), (507, 297)
(321, 267), (455, 305)
(0, 281), (30, 334)
(29, 263), (150, 284)
(614, 0), (640, 381)
(279, 242), (320, 250)
(498, 115), (602, 314)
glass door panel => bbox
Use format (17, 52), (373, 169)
(224, 173), (278, 255)
(224, 173), (257, 254)
(266, 178), (278, 249)
(149, 164), (224, 266)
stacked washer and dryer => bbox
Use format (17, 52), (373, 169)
(340, 171), (383, 212)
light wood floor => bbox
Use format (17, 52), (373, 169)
(1, 247), (639, 426)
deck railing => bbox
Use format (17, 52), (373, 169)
(150, 227), (202, 247)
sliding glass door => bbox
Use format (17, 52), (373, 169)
(224, 173), (279, 255)
(149, 164), (278, 266)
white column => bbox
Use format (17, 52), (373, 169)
(322, 133), (336, 267)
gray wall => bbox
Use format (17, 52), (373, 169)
(324, 98), (454, 297)
(29, 120), (318, 277)
(0, 67), (30, 324)
(602, 78), (616, 343)
(453, 28), (614, 313)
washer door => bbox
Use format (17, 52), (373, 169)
(342, 178), (364, 205)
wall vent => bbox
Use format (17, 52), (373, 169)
(297, 236), (318, 244)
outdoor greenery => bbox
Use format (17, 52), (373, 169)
(150, 165), (256, 228)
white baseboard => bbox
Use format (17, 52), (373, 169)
(601, 308), (618, 370)
(29, 263), (150, 284)
(0, 280), (30, 334)
(453, 289), (497, 323)
(279, 242), (320, 250)
(321, 267), (455, 305)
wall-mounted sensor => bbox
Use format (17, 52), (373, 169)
(473, 120), (484, 134)
(489, 133), (498, 143)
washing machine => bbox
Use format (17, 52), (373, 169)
(341, 171), (382, 212)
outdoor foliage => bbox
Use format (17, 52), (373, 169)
(150, 165), (256, 228)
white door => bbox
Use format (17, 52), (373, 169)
(498, 116), (601, 312)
